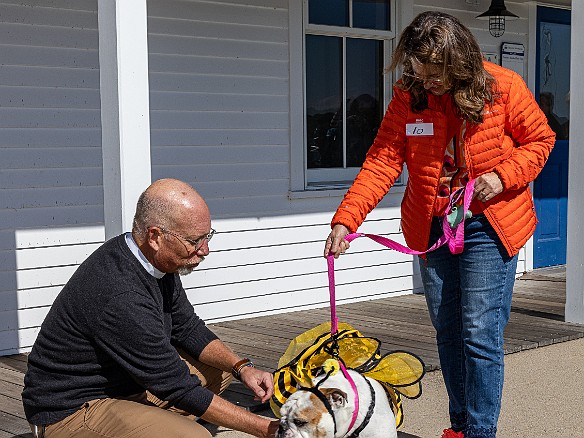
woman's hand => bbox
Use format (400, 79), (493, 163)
(473, 172), (503, 203)
(324, 224), (351, 258)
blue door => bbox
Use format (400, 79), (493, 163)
(533, 6), (570, 268)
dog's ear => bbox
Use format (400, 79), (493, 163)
(321, 388), (348, 408)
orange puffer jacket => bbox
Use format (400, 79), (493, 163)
(331, 62), (555, 257)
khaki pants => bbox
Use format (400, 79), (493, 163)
(31, 351), (232, 438)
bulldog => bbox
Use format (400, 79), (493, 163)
(276, 368), (397, 438)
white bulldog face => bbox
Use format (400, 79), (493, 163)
(276, 388), (348, 438)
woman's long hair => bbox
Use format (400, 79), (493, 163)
(389, 11), (495, 124)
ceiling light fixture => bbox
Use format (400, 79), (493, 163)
(476, 0), (519, 37)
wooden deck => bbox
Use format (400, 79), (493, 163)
(2, 267), (583, 437)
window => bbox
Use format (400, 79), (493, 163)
(302, 0), (396, 189)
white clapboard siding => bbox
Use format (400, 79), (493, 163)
(177, 209), (419, 322)
(1, 307), (49, 333)
(0, 286), (61, 313)
(196, 276), (419, 322)
(0, 327), (40, 356)
(0, 225), (104, 308)
(199, 239), (410, 271)
(189, 261), (418, 307)
(0, 266), (74, 294)
(190, 250), (412, 295)
(0, 0), (102, 354)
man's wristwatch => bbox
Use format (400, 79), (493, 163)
(231, 358), (254, 380)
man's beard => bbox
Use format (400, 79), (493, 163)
(177, 256), (204, 276)
(177, 266), (194, 276)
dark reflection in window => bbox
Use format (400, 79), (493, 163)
(539, 92), (568, 140)
(309, 0), (348, 27)
(346, 38), (383, 167)
(353, 0), (390, 30)
(538, 21), (571, 141)
(306, 35), (343, 168)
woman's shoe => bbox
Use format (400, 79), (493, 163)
(441, 429), (464, 438)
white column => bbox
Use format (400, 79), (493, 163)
(566, 1), (584, 324)
(98, 0), (152, 239)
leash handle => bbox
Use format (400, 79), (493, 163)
(441, 178), (475, 255)
(333, 178), (476, 259)
(328, 178), (475, 331)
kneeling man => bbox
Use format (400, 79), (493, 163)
(22, 179), (279, 438)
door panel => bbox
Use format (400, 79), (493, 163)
(533, 6), (570, 268)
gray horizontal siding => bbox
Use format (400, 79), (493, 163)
(148, 0), (294, 215)
(0, 0), (103, 354)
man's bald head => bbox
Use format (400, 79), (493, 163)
(132, 179), (210, 240)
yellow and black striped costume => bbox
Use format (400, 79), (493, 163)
(271, 322), (425, 429)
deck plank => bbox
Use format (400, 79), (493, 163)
(0, 410), (31, 436)
(0, 358), (28, 375)
(1, 266), (583, 435)
(0, 393), (26, 420)
(0, 368), (26, 387)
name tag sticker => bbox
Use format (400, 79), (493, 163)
(406, 122), (434, 136)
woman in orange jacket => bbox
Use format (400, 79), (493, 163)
(324, 12), (555, 438)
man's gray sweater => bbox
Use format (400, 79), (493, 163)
(22, 235), (218, 426)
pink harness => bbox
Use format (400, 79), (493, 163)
(326, 179), (475, 433)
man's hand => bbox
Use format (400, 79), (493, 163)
(201, 395), (280, 438)
(240, 366), (274, 403)
(473, 172), (503, 203)
(324, 224), (351, 258)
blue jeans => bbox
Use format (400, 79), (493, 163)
(419, 215), (518, 438)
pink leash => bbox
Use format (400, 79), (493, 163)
(326, 179), (475, 432)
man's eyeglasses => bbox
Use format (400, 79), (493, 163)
(402, 72), (444, 87)
(159, 227), (216, 252)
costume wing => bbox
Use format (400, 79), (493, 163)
(364, 351), (426, 399)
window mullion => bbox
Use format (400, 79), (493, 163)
(342, 37), (347, 169)
(346, 0), (351, 171)
(306, 25), (394, 39)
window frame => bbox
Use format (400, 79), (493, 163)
(290, 0), (400, 194)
